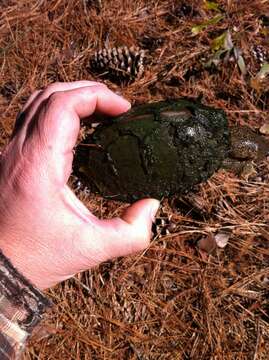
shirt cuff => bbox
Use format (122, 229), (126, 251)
(0, 250), (52, 359)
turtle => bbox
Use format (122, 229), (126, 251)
(73, 99), (269, 202)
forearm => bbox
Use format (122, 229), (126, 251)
(0, 250), (52, 359)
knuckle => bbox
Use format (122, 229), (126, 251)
(46, 82), (61, 92)
(42, 83), (62, 100)
(22, 90), (41, 111)
(46, 91), (64, 108)
(28, 90), (40, 100)
(33, 89), (41, 96)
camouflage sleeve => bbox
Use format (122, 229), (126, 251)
(0, 250), (52, 359)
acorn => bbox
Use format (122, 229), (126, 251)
(90, 46), (145, 83)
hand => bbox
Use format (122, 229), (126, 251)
(0, 81), (159, 290)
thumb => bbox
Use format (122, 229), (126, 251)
(122, 198), (160, 227)
(95, 199), (160, 260)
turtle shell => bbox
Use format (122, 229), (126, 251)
(74, 99), (230, 202)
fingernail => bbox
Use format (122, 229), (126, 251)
(124, 100), (132, 110)
(150, 200), (160, 222)
(121, 98), (131, 109)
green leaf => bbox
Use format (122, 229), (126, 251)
(211, 32), (227, 51)
(204, 1), (220, 11)
(232, 47), (247, 75)
(223, 30), (233, 51)
(256, 62), (269, 80)
(191, 14), (224, 35)
(237, 54), (247, 75)
(204, 49), (227, 68)
(211, 30), (233, 52)
(261, 28), (269, 36)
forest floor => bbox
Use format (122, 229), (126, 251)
(0, 1), (269, 359)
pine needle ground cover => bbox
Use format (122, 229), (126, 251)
(0, 1), (269, 359)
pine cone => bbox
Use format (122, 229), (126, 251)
(252, 45), (268, 66)
(151, 212), (176, 238)
(90, 46), (145, 83)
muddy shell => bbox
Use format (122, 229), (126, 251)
(74, 99), (230, 202)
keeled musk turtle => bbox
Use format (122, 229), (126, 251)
(74, 99), (231, 202)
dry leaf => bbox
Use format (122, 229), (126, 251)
(259, 123), (269, 135)
(215, 232), (230, 248)
(197, 233), (217, 253)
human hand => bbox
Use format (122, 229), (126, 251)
(0, 81), (159, 290)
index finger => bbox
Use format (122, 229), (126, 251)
(13, 81), (108, 137)
(24, 85), (131, 183)
(40, 85), (131, 150)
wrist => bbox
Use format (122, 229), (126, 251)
(0, 232), (45, 290)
